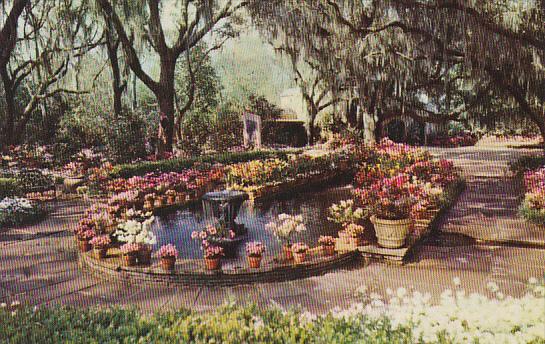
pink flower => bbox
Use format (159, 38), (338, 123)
(191, 231), (199, 239)
(157, 244), (178, 259)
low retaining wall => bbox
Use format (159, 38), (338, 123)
(80, 250), (361, 286)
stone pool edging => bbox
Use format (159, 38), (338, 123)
(80, 250), (362, 286)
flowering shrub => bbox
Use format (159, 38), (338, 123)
(246, 241), (265, 257)
(356, 174), (426, 220)
(157, 244), (179, 259)
(430, 131), (478, 147)
(203, 245), (224, 259)
(327, 200), (364, 227)
(291, 242), (309, 254)
(120, 243), (140, 255)
(265, 214), (307, 245)
(521, 167), (545, 224)
(0, 197), (45, 228)
(89, 235), (111, 248)
(318, 235), (336, 246)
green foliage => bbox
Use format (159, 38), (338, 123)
(263, 121), (308, 147)
(0, 305), (418, 344)
(510, 156), (545, 176)
(102, 112), (148, 163)
(246, 93), (283, 121)
(110, 150), (297, 178)
(519, 201), (545, 226)
(0, 178), (20, 198)
(0, 170), (54, 194)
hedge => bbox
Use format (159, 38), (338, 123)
(0, 178), (20, 198)
(510, 155), (545, 176)
(110, 149), (301, 178)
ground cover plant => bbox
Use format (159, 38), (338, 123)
(0, 279), (542, 344)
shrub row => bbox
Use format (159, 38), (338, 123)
(0, 305), (415, 344)
(0, 178), (20, 198)
(110, 150), (301, 178)
(510, 155), (545, 176)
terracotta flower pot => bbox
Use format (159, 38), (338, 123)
(143, 201), (153, 211)
(154, 198), (164, 208)
(175, 194), (185, 204)
(205, 257), (221, 270)
(138, 246), (152, 266)
(293, 252), (307, 264)
(78, 239), (92, 253)
(160, 256), (176, 271)
(322, 244), (335, 256)
(94, 247), (108, 259)
(123, 253), (137, 267)
(283, 245), (293, 260)
(247, 255), (262, 268)
(370, 216), (412, 249)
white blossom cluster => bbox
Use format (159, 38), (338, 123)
(265, 213), (306, 242)
(331, 278), (545, 344)
(114, 216), (156, 245)
(0, 197), (34, 213)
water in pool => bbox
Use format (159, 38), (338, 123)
(152, 185), (353, 260)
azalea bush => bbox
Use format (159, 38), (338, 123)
(0, 197), (46, 228)
(0, 279), (542, 344)
(114, 215), (156, 246)
(327, 200), (364, 227)
(246, 241), (266, 257)
(157, 244), (179, 259)
(191, 222), (236, 247)
(520, 167), (545, 225)
(429, 131), (478, 147)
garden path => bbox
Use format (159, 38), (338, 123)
(0, 144), (544, 314)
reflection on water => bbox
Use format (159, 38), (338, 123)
(152, 185), (353, 260)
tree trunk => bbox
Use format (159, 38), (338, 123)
(105, 28), (124, 117)
(0, 66), (16, 147)
(156, 59), (176, 154)
(308, 111), (317, 146)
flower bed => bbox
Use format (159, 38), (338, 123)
(0, 197), (46, 228)
(1, 279), (542, 343)
(429, 132), (479, 147)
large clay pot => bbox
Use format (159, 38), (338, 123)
(322, 245), (335, 257)
(283, 245), (293, 260)
(293, 252), (307, 264)
(370, 216), (412, 249)
(160, 256), (176, 271)
(205, 257), (221, 270)
(247, 255), (262, 268)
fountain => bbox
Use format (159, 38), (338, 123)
(201, 190), (249, 257)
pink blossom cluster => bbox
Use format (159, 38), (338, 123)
(524, 168), (545, 192)
(75, 226), (96, 241)
(157, 244), (179, 259)
(203, 245), (224, 259)
(291, 242), (309, 254)
(120, 243), (140, 254)
(89, 235), (111, 248)
(246, 241), (266, 257)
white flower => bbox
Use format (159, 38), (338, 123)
(528, 277), (538, 285)
(453, 277), (461, 286)
(0, 303), (6, 308)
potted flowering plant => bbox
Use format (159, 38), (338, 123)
(89, 235), (111, 259)
(153, 193), (164, 208)
(115, 215), (157, 265)
(157, 244), (178, 271)
(75, 226), (96, 252)
(265, 214), (306, 260)
(120, 243), (140, 267)
(191, 221), (237, 257)
(165, 190), (177, 205)
(246, 241), (266, 268)
(143, 194), (154, 210)
(291, 242), (309, 264)
(344, 223), (366, 246)
(357, 174), (422, 248)
(328, 200), (365, 241)
(203, 245), (224, 270)
(318, 235), (336, 256)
